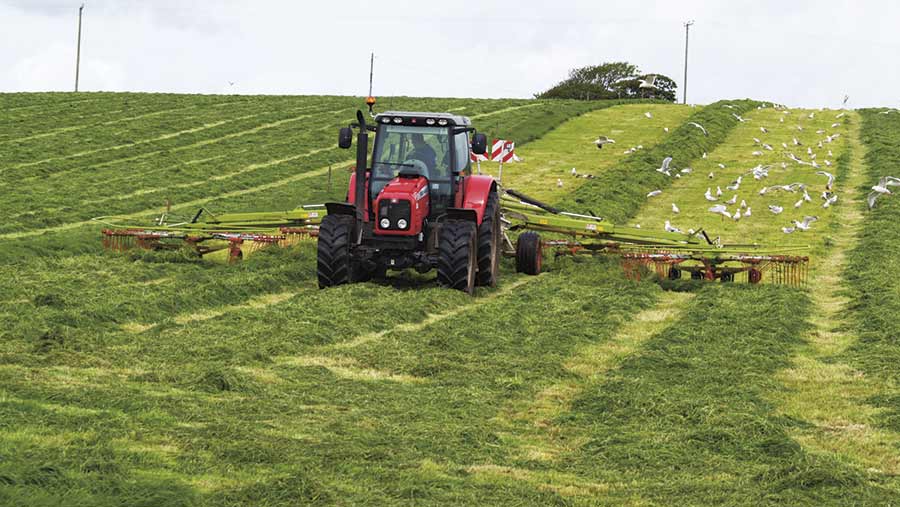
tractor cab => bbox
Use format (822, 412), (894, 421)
(370, 111), (474, 217)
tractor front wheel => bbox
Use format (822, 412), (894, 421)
(317, 214), (355, 289)
(437, 220), (478, 294)
(515, 232), (542, 275)
(476, 190), (501, 287)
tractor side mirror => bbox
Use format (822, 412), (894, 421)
(338, 127), (353, 149)
(472, 133), (487, 155)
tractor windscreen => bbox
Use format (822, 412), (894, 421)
(372, 125), (453, 212)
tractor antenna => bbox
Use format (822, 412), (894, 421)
(366, 52), (376, 117)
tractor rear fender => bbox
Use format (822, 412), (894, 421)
(444, 208), (478, 223)
(455, 175), (496, 225)
(325, 202), (356, 216)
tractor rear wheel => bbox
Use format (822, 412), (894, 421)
(317, 214), (355, 288)
(476, 190), (501, 287)
(437, 220), (478, 294)
(515, 232), (542, 275)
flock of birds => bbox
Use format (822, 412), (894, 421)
(572, 103), (900, 239)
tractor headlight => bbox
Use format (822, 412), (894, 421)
(380, 218), (391, 228)
(397, 218), (408, 229)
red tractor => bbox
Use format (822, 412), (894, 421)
(317, 110), (499, 294)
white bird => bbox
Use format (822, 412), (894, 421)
(769, 205), (784, 214)
(782, 142), (789, 149)
(793, 137), (802, 146)
(792, 216), (818, 231)
(780, 116), (785, 123)
(708, 172), (715, 179)
(832, 123), (841, 128)
(644, 111), (653, 119)
(688, 122), (709, 135)
(745, 207), (752, 216)
(594, 136), (615, 148)
(733, 208), (742, 221)
(803, 189), (812, 202)
(824, 160), (832, 167)
(664, 127), (669, 132)
(727, 176), (742, 191)
(822, 192), (838, 208)
(571, 167), (577, 176)
(647, 190), (662, 197)
(780, 162), (788, 169)
(867, 176), (900, 209)
(702, 152), (708, 159)
(828, 150), (833, 157)
(716, 186), (723, 197)
(705, 188), (718, 201)
(782, 226), (796, 234)
(816, 170), (835, 190)
(752, 151), (764, 156)
(816, 129), (826, 134)
(732, 113), (747, 122)
(708, 204), (732, 218)
(557, 178), (563, 188)
(639, 75), (658, 89)
(836, 112), (846, 118)
(794, 198), (804, 208)
(664, 220), (682, 233)
(672, 203), (680, 213)
(657, 156), (674, 176)
(797, 125), (804, 131)
(718, 163), (726, 169)
(760, 127), (769, 133)
(763, 143), (774, 151)
(808, 112), (815, 119)
(725, 195), (737, 205)
(753, 137), (762, 144)
(681, 167), (692, 174)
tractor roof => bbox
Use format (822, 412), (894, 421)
(375, 111), (471, 126)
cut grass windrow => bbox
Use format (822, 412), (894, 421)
(838, 109), (900, 439)
(769, 115), (900, 485)
(558, 285), (899, 504)
(559, 99), (761, 223)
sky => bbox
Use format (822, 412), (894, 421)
(1, 0), (896, 108)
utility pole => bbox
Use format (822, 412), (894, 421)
(682, 20), (694, 105)
(75, 4), (84, 92)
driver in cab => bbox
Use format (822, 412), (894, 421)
(408, 133), (436, 175)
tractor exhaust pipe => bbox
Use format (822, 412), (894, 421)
(354, 110), (369, 226)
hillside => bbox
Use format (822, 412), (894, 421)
(2, 94), (900, 506)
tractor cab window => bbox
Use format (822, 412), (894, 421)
(454, 131), (471, 175)
(371, 124), (453, 213)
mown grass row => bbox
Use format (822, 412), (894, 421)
(0, 258), (661, 506)
(840, 109), (900, 432)
(557, 285), (899, 504)
(559, 99), (761, 223)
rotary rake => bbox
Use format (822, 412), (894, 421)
(98, 205), (324, 262)
(500, 189), (809, 287)
(96, 190), (809, 287)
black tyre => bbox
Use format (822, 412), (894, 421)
(476, 190), (501, 287)
(515, 232), (542, 275)
(317, 214), (354, 288)
(720, 271), (735, 283)
(668, 267), (681, 280)
(437, 220), (478, 294)
(748, 268), (762, 284)
(690, 270), (704, 280)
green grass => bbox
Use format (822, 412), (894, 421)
(840, 109), (900, 431)
(4, 93), (900, 505)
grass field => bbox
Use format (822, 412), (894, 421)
(3, 93), (900, 505)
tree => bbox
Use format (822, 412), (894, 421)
(535, 63), (677, 102)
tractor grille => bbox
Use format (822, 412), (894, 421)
(378, 200), (411, 230)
